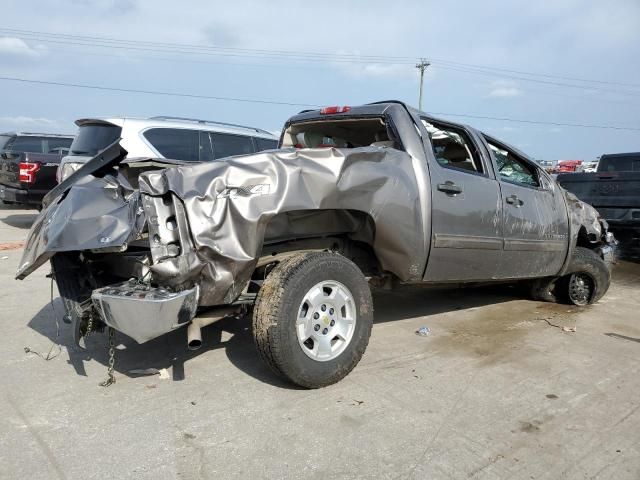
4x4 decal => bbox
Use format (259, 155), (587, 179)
(216, 183), (271, 199)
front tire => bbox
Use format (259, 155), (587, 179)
(527, 247), (611, 306)
(252, 252), (373, 388)
(560, 247), (611, 305)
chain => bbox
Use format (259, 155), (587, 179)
(85, 314), (94, 337)
(99, 327), (116, 387)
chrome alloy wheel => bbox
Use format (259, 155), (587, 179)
(296, 280), (357, 362)
(568, 273), (593, 306)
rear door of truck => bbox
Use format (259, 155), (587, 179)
(419, 117), (504, 281)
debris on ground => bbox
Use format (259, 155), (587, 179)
(128, 367), (171, 379)
(536, 316), (577, 333)
(24, 345), (61, 361)
(129, 368), (161, 376)
(415, 326), (431, 337)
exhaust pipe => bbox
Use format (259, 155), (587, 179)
(187, 322), (203, 350)
(186, 306), (238, 351)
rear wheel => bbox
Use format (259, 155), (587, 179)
(252, 252), (373, 388)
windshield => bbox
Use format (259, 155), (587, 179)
(70, 123), (122, 156)
(598, 154), (640, 172)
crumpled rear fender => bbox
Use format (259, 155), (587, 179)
(139, 147), (425, 306)
(16, 173), (145, 280)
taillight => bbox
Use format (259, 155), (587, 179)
(320, 106), (351, 115)
(19, 161), (41, 184)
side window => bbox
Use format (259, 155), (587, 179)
(421, 120), (484, 174)
(487, 141), (539, 188)
(143, 128), (199, 161)
(211, 133), (255, 159)
(255, 137), (278, 152)
(46, 137), (73, 154)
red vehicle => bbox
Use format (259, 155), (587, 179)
(556, 160), (583, 173)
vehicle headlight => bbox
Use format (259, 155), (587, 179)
(57, 162), (83, 183)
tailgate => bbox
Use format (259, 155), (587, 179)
(0, 152), (61, 192)
(27, 153), (62, 191)
(557, 172), (640, 208)
(0, 152), (24, 188)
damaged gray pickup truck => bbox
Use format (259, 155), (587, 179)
(17, 101), (615, 388)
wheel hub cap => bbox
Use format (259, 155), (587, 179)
(568, 273), (592, 305)
(296, 280), (356, 362)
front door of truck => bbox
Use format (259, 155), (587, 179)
(484, 138), (569, 279)
(421, 119), (503, 281)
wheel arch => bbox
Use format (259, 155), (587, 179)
(256, 208), (383, 278)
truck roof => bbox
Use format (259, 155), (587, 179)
(288, 100), (458, 127)
(600, 152), (640, 158)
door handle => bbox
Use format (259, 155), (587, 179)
(437, 182), (463, 195)
(506, 194), (524, 207)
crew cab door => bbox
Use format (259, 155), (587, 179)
(420, 119), (503, 281)
(484, 137), (569, 279)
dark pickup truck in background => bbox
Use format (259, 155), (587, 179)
(0, 132), (75, 209)
(557, 152), (640, 243)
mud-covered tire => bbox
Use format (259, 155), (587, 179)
(252, 252), (373, 389)
(559, 247), (611, 305)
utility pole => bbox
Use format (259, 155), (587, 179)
(415, 59), (430, 111)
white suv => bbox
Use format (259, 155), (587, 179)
(58, 116), (279, 181)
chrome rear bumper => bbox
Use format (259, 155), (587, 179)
(91, 281), (199, 343)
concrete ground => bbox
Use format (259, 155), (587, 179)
(1, 205), (639, 480)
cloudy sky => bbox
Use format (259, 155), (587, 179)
(1, 0), (639, 160)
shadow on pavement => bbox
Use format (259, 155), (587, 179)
(27, 298), (292, 388)
(1, 213), (37, 229)
(26, 284), (519, 388)
(372, 283), (517, 324)
(605, 332), (640, 344)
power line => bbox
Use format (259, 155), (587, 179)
(8, 32), (638, 98)
(2, 27), (639, 91)
(0, 75), (321, 107)
(427, 58), (640, 89)
(1, 74), (638, 132)
(426, 111), (640, 131)
(430, 64), (640, 97)
(33, 44), (640, 106)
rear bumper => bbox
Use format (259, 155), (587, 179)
(0, 184), (44, 206)
(91, 281), (199, 343)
